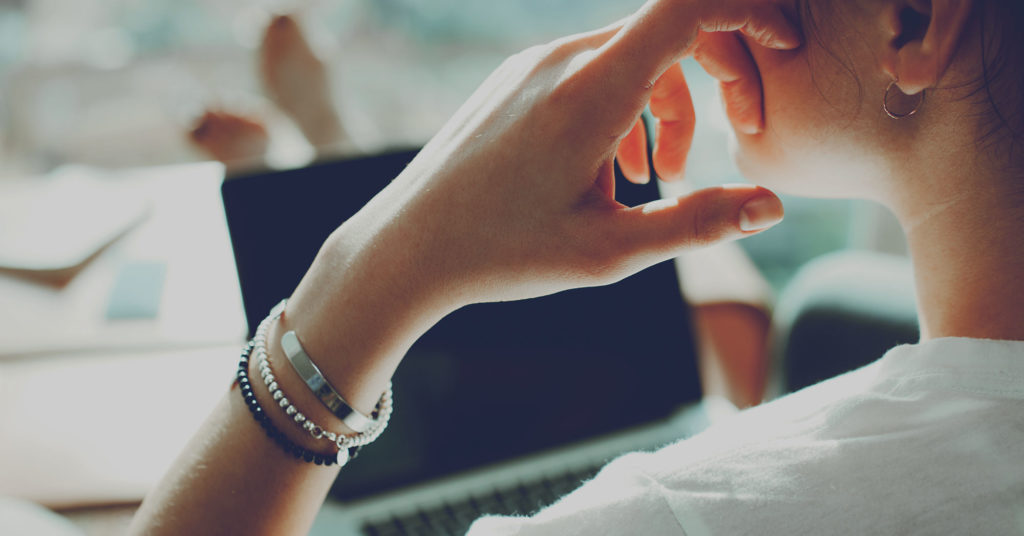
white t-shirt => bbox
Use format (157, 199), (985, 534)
(468, 337), (1024, 535)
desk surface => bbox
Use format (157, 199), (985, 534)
(0, 162), (246, 358)
(0, 162), (247, 508)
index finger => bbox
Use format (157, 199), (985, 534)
(569, 0), (800, 145)
(602, 0), (801, 86)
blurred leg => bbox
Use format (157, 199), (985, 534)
(693, 302), (770, 409)
(674, 240), (774, 410)
(259, 15), (350, 158)
(188, 110), (269, 175)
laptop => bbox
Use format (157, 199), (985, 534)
(221, 148), (710, 536)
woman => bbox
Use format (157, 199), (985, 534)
(131, 0), (1024, 533)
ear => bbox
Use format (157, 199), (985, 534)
(879, 0), (974, 94)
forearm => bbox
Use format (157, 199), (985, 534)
(130, 226), (446, 535)
(279, 220), (454, 413)
(129, 388), (341, 535)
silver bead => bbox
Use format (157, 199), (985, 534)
(336, 448), (350, 466)
(285, 406), (297, 416)
(278, 397), (289, 408)
(268, 381), (278, 392)
(294, 413), (306, 423)
(272, 390), (283, 401)
(303, 421), (314, 432)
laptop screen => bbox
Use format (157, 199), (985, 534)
(221, 149), (701, 501)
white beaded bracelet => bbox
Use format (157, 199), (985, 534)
(251, 301), (393, 464)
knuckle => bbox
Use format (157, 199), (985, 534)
(691, 39), (709, 63)
(547, 35), (585, 60)
(520, 43), (547, 60)
(497, 54), (520, 72)
(687, 194), (734, 247)
(543, 58), (595, 114)
(545, 76), (577, 109)
(722, 82), (759, 122)
(530, 34), (590, 74)
(688, 201), (718, 247)
(506, 44), (546, 71)
(743, 20), (770, 43)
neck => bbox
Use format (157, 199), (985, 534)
(895, 169), (1024, 342)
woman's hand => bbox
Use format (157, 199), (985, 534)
(341, 0), (799, 312)
(129, 5), (799, 534)
(283, 0), (802, 409)
(284, 0), (801, 378)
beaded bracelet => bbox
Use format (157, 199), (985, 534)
(253, 343), (392, 449)
(251, 305), (393, 452)
(236, 341), (353, 465)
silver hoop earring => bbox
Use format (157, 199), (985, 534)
(883, 80), (924, 119)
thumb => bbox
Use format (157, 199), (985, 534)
(612, 185), (783, 259)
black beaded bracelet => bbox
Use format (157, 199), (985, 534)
(236, 341), (360, 466)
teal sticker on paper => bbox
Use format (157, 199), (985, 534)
(106, 261), (166, 319)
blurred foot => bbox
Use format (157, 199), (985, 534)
(189, 110), (269, 175)
(260, 15), (349, 155)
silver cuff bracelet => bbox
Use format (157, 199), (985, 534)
(280, 330), (374, 433)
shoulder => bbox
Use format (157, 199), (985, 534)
(469, 339), (1024, 535)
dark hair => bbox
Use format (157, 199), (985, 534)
(971, 1), (1024, 155)
(799, 0), (1024, 167)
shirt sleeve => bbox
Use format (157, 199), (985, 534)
(464, 452), (688, 536)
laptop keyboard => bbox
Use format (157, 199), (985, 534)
(362, 464), (602, 536)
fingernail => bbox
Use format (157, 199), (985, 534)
(739, 195), (784, 232)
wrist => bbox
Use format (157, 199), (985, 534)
(247, 333), (345, 454)
(280, 221), (451, 413)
